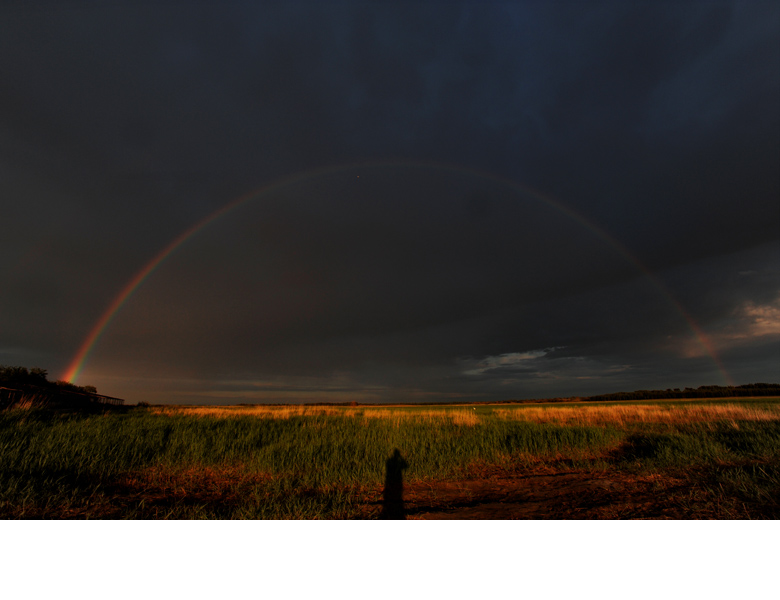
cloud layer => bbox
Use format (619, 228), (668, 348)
(1, 2), (778, 402)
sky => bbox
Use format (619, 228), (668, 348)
(1, 1), (778, 404)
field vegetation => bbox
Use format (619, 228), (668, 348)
(1, 397), (778, 519)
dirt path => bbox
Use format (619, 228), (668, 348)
(363, 470), (702, 519)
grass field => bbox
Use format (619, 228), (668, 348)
(1, 397), (778, 519)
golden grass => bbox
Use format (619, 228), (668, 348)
(149, 402), (780, 427)
(151, 405), (347, 419)
(152, 405), (483, 426)
(494, 403), (780, 426)
(359, 408), (481, 426)
(4, 393), (50, 410)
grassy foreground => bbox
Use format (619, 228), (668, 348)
(1, 398), (778, 519)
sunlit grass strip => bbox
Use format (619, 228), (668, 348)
(494, 403), (780, 426)
(153, 405), (483, 425)
(150, 402), (780, 427)
(359, 408), (481, 426)
(151, 405), (348, 419)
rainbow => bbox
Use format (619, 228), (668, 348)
(62, 159), (732, 385)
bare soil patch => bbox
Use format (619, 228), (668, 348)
(405, 472), (682, 519)
(359, 468), (759, 519)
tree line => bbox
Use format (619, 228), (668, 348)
(0, 365), (97, 395)
(585, 383), (780, 402)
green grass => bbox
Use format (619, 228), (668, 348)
(1, 400), (778, 518)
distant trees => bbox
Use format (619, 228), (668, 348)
(586, 383), (780, 402)
(0, 365), (48, 386)
(0, 365), (98, 395)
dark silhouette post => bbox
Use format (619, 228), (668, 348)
(381, 448), (408, 519)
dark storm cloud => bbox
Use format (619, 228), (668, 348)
(1, 1), (778, 402)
